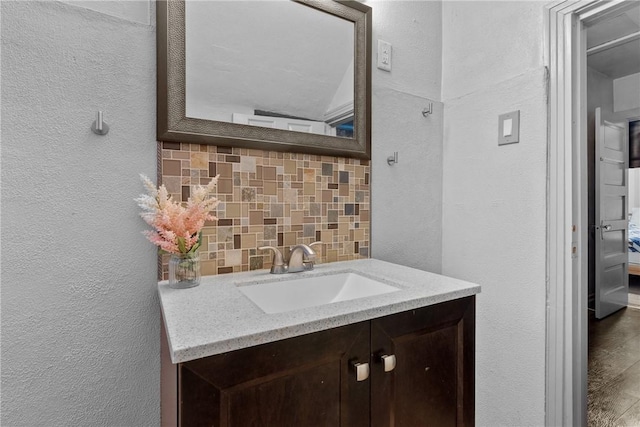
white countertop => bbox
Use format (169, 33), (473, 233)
(158, 258), (481, 363)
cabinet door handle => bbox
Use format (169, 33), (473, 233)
(381, 354), (396, 372)
(352, 361), (370, 381)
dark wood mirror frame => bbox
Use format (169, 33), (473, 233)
(157, 0), (372, 159)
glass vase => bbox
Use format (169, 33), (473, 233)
(169, 252), (201, 289)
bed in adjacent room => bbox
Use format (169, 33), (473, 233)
(630, 209), (640, 276)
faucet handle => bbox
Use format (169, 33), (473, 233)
(309, 241), (323, 249)
(303, 242), (323, 271)
(258, 246), (287, 274)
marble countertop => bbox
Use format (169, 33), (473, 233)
(158, 258), (481, 363)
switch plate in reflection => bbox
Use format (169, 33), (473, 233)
(377, 40), (392, 71)
(498, 110), (520, 145)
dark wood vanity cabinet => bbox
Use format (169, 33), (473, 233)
(370, 296), (475, 427)
(179, 296), (475, 427)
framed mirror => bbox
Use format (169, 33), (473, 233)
(157, 0), (372, 159)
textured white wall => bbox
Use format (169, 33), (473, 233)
(441, 2), (547, 425)
(63, 0), (151, 25)
(1, 2), (159, 425)
(370, 0), (443, 274)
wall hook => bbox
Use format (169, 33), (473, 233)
(422, 103), (433, 117)
(387, 151), (398, 166)
(91, 111), (110, 135)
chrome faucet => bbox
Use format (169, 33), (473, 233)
(302, 242), (323, 271)
(287, 244), (317, 273)
(259, 242), (322, 274)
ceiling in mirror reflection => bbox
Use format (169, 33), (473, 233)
(185, 1), (355, 137)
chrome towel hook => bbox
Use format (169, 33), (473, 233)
(422, 103), (433, 117)
(91, 111), (110, 135)
(387, 151), (398, 166)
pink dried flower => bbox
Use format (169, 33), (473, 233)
(136, 174), (219, 254)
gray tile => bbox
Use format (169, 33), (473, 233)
(218, 227), (234, 243)
(589, 341), (640, 394)
(269, 203), (283, 218)
(589, 308), (640, 427)
(242, 187), (256, 202)
(303, 224), (315, 238)
(609, 365), (640, 399)
(309, 203), (321, 216)
(588, 388), (638, 427)
(616, 399), (640, 426)
(264, 226), (277, 241)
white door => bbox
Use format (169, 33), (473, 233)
(595, 107), (629, 319)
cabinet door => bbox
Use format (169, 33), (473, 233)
(180, 322), (370, 427)
(371, 296), (475, 427)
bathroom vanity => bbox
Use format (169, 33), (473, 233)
(159, 259), (480, 426)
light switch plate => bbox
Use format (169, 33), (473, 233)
(498, 110), (520, 145)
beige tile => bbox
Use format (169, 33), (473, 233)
(284, 189), (299, 203)
(304, 182), (316, 195)
(263, 166), (277, 180)
(226, 250), (243, 266)
(304, 168), (316, 182)
(172, 151), (190, 160)
(284, 232), (297, 246)
(241, 234), (257, 249)
(249, 210), (263, 225)
(217, 178), (233, 194)
(291, 211), (304, 225)
(264, 181), (277, 195)
(217, 163), (233, 179)
(284, 160), (297, 174)
(201, 226), (216, 236)
(226, 203), (242, 218)
(201, 260), (217, 276)
(162, 160), (181, 176)
(321, 230), (334, 243)
(190, 152), (208, 169)
(338, 222), (349, 235)
(248, 225), (263, 234)
(162, 176), (181, 194)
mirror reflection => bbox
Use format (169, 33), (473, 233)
(185, 1), (355, 138)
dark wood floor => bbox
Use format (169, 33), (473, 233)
(588, 306), (640, 426)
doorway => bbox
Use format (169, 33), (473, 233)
(546, 1), (640, 425)
(585, 4), (640, 425)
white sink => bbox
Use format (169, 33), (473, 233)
(238, 272), (400, 314)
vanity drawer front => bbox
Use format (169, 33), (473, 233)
(179, 322), (370, 427)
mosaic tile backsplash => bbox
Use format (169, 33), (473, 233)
(159, 142), (370, 279)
